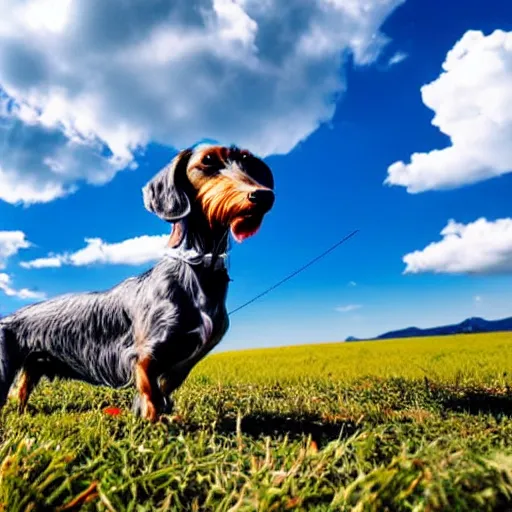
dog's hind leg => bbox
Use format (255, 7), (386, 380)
(16, 365), (43, 414)
(15, 353), (49, 413)
(0, 326), (22, 410)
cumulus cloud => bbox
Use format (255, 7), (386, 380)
(21, 233), (169, 268)
(335, 304), (362, 313)
(385, 29), (512, 193)
(0, 272), (46, 300)
(0, 112), (126, 205)
(0, 0), (404, 205)
(20, 255), (66, 269)
(0, 230), (30, 268)
(0, 230), (44, 299)
(403, 218), (512, 275)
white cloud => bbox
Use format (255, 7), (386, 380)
(0, 272), (45, 300)
(21, 233), (169, 268)
(403, 218), (512, 275)
(20, 255), (65, 269)
(0, 0), (404, 205)
(387, 51), (408, 66)
(0, 230), (30, 268)
(0, 230), (46, 300)
(385, 29), (512, 193)
(0, 113), (126, 205)
(474, 295), (482, 303)
(335, 304), (362, 313)
(348, 280), (357, 287)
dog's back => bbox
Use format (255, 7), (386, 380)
(5, 286), (138, 388)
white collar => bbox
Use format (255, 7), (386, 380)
(163, 247), (228, 271)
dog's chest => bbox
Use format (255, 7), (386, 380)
(194, 296), (229, 351)
(172, 264), (229, 365)
(163, 302), (228, 378)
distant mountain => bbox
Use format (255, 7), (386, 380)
(345, 316), (512, 342)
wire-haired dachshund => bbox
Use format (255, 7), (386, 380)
(0, 144), (275, 421)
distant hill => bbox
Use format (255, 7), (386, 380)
(345, 316), (512, 342)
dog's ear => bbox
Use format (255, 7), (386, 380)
(142, 148), (193, 222)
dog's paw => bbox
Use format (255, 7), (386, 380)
(131, 394), (144, 418)
(132, 394), (169, 422)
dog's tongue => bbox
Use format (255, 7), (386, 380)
(231, 226), (260, 243)
(231, 217), (261, 243)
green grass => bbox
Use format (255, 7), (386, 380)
(2, 332), (512, 511)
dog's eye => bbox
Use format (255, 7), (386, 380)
(202, 153), (218, 168)
(201, 153), (224, 175)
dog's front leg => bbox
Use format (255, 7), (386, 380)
(157, 368), (194, 415)
(132, 356), (163, 422)
(157, 376), (177, 414)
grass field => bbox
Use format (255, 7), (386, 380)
(2, 332), (512, 511)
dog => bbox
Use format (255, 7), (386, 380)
(0, 144), (275, 421)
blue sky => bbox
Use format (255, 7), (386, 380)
(0, 0), (511, 351)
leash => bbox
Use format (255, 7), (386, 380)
(228, 229), (359, 316)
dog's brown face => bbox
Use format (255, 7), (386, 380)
(143, 144), (275, 243)
(187, 145), (274, 242)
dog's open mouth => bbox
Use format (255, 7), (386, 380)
(230, 215), (264, 243)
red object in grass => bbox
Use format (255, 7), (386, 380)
(104, 406), (122, 416)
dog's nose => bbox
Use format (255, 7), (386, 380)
(248, 189), (275, 211)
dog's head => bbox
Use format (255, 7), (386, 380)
(143, 144), (275, 243)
